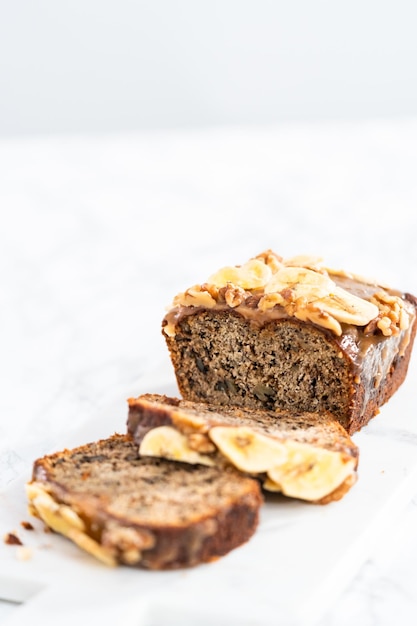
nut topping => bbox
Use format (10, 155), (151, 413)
(165, 250), (410, 337)
(224, 284), (247, 308)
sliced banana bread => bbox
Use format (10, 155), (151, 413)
(26, 434), (262, 569)
(162, 251), (417, 434)
(127, 393), (359, 504)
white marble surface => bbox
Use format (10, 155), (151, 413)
(1, 119), (417, 624)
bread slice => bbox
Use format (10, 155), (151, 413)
(162, 251), (417, 434)
(26, 434), (262, 569)
(127, 394), (359, 504)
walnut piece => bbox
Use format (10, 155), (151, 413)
(165, 251), (411, 338)
(224, 284), (247, 308)
(173, 285), (217, 309)
(187, 432), (216, 454)
(371, 291), (411, 336)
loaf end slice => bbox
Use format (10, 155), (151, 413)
(26, 434), (262, 569)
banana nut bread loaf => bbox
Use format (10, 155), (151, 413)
(26, 434), (262, 569)
(162, 251), (417, 435)
(128, 393), (359, 504)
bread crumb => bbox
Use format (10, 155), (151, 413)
(20, 521), (34, 531)
(4, 532), (23, 546)
(16, 546), (33, 561)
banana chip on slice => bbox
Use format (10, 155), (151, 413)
(208, 259), (272, 290)
(264, 266), (335, 302)
(318, 286), (379, 327)
(263, 266), (379, 329)
(209, 426), (288, 473)
(265, 443), (357, 502)
(140, 426), (215, 466)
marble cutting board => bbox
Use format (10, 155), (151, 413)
(1, 355), (417, 626)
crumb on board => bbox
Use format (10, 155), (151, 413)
(20, 521), (34, 531)
(16, 546), (33, 561)
(4, 532), (23, 546)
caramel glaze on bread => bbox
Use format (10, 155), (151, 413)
(163, 252), (417, 434)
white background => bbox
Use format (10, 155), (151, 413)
(1, 0), (417, 137)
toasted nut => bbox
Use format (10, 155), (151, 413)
(262, 266), (379, 333)
(370, 291), (411, 336)
(140, 426), (215, 466)
(187, 432), (216, 454)
(173, 285), (217, 309)
(170, 408), (208, 432)
(377, 316), (393, 336)
(224, 284), (247, 307)
(121, 548), (142, 565)
(255, 250), (284, 273)
(258, 292), (285, 311)
(102, 524), (155, 551)
(208, 426), (288, 473)
(101, 524), (155, 565)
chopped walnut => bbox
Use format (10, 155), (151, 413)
(187, 432), (216, 454)
(173, 285), (217, 309)
(258, 293), (285, 311)
(377, 316), (394, 336)
(370, 291), (411, 336)
(255, 250), (284, 273)
(201, 282), (220, 301)
(165, 251), (411, 338)
(244, 295), (262, 308)
(224, 284), (247, 308)
(101, 523), (155, 565)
